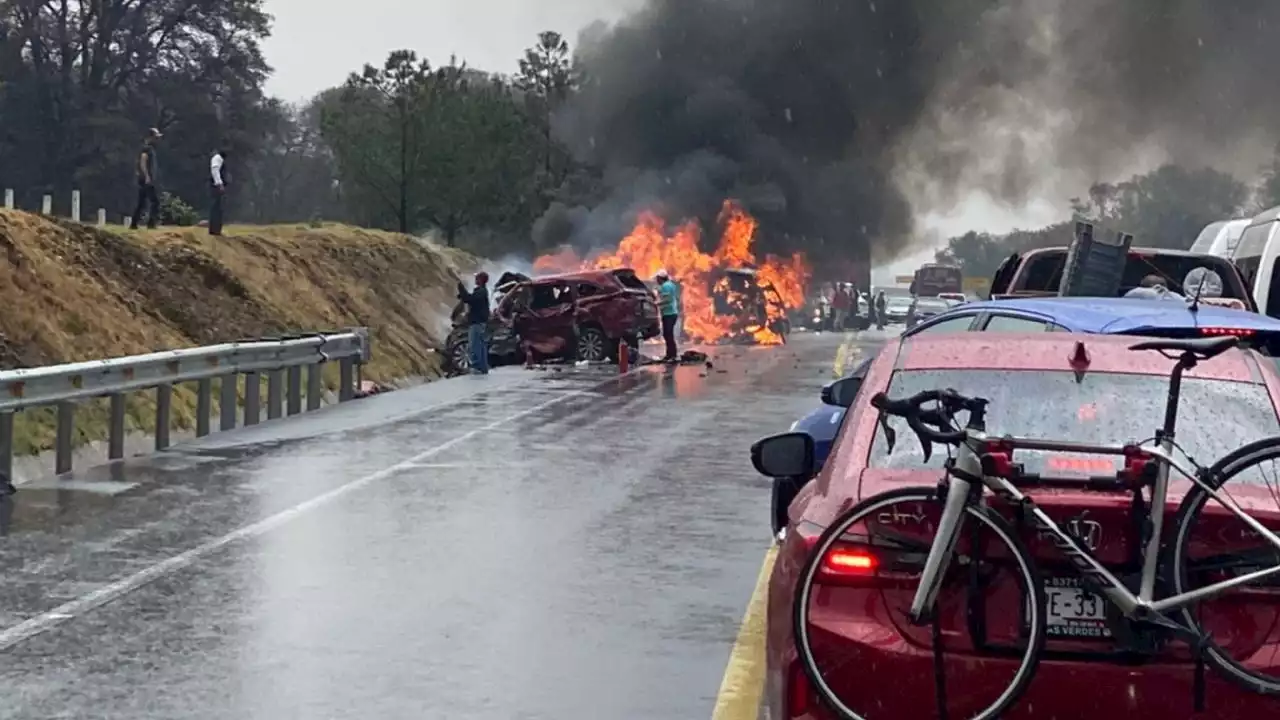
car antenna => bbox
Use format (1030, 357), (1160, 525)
(1188, 270), (1209, 314)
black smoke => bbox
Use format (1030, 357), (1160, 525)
(542, 0), (1280, 264)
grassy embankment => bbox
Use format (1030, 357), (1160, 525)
(0, 209), (477, 456)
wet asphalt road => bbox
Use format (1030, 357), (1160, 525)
(0, 330), (887, 720)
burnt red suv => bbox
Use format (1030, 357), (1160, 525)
(445, 268), (660, 373)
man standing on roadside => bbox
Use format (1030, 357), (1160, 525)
(457, 272), (491, 375)
(130, 128), (162, 229)
(209, 144), (229, 236)
(831, 282), (851, 331)
(656, 269), (680, 362)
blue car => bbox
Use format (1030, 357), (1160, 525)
(792, 296), (1280, 470)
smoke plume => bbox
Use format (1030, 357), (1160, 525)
(542, 0), (1280, 264)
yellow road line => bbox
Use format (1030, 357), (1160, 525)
(832, 331), (855, 377)
(710, 546), (779, 720)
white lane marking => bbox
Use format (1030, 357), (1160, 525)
(0, 371), (643, 650)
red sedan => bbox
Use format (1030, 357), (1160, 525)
(765, 332), (1280, 719)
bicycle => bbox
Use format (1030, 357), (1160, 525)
(793, 334), (1280, 719)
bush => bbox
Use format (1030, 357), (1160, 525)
(159, 192), (200, 226)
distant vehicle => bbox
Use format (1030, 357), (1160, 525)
(905, 295), (951, 328)
(910, 262), (963, 296)
(989, 246), (1255, 311)
(881, 294), (913, 324)
(1229, 205), (1280, 318)
(1190, 218), (1250, 258)
(444, 268), (659, 373)
(937, 292), (968, 305)
(711, 267), (792, 342)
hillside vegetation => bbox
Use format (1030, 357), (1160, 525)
(0, 209), (476, 455)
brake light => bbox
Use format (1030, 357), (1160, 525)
(787, 660), (815, 717)
(1201, 327), (1255, 337)
(824, 548), (878, 573)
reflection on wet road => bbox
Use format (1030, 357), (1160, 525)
(0, 331), (885, 720)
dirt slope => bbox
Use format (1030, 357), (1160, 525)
(0, 210), (478, 455)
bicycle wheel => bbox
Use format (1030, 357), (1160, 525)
(1172, 436), (1280, 693)
(793, 486), (1046, 719)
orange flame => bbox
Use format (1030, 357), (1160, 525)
(533, 200), (810, 345)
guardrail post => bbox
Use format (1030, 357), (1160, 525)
(339, 358), (354, 401)
(155, 385), (172, 450)
(71, 190), (80, 222)
(219, 375), (237, 431)
(244, 372), (261, 425)
(55, 402), (74, 474)
(306, 364), (323, 411)
(3, 189), (12, 209)
(286, 366), (302, 416)
(108, 393), (126, 460)
(267, 370), (283, 420)
(0, 412), (13, 483)
(97, 208), (106, 226)
(41, 194), (52, 215)
(196, 379), (212, 437)
(124, 215), (132, 228)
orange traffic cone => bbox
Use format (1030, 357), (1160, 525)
(618, 339), (630, 374)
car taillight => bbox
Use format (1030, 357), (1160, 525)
(787, 660), (816, 717)
(1201, 327), (1255, 337)
(796, 521), (884, 584)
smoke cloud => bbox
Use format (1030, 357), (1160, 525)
(542, 0), (1280, 264)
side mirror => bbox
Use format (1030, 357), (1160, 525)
(820, 376), (863, 408)
(751, 432), (816, 479)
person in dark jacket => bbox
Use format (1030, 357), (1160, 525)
(457, 272), (491, 374)
(130, 127), (163, 229)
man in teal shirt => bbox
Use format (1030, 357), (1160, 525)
(656, 269), (680, 362)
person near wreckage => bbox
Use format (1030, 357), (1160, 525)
(457, 271), (491, 375)
(656, 269), (680, 362)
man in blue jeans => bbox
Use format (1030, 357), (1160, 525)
(457, 272), (491, 374)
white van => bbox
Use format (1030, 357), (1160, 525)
(1190, 218), (1250, 257)
(1229, 205), (1280, 317)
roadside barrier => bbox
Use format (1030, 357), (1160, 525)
(0, 328), (371, 480)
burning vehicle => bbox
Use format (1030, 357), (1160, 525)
(710, 268), (792, 343)
(443, 268), (660, 374)
(533, 200), (811, 346)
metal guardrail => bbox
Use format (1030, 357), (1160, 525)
(0, 328), (372, 481)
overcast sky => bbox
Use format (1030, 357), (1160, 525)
(262, 0), (642, 101)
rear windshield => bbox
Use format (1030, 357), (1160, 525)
(870, 370), (1279, 474)
(612, 269), (648, 290)
(1017, 252), (1251, 301)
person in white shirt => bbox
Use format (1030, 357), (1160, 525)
(209, 146), (228, 235)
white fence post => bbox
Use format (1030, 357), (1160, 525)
(71, 190), (81, 222)
(124, 215), (132, 228)
(41, 195), (52, 214)
(97, 208), (106, 226)
(3, 189), (12, 209)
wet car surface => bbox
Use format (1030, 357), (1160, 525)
(0, 333), (860, 720)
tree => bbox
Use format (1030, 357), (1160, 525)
(320, 50), (433, 233)
(0, 0), (272, 216)
(515, 31), (575, 203)
(1070, 164), (1247, 248)
(236, 99), (345, 224)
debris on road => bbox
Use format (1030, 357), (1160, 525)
(354, 380), (391, 399)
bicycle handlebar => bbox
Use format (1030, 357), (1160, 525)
(869, 389), (987, 445)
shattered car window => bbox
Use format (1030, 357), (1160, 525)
(869, 369), (1279, 475)
(530, 282), (573, 310)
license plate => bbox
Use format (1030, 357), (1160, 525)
(1042, 577), (1111, 640)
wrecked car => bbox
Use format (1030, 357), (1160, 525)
(711, 267), (792, 342)
(444, 268), (660, 373)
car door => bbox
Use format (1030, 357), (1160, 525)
(989, 252), (1021, 297)
(514, 280), (579, 357)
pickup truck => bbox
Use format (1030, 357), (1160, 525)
(987, 245), (1256, 311)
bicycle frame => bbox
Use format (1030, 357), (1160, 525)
(910, 432), (1280, 625)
